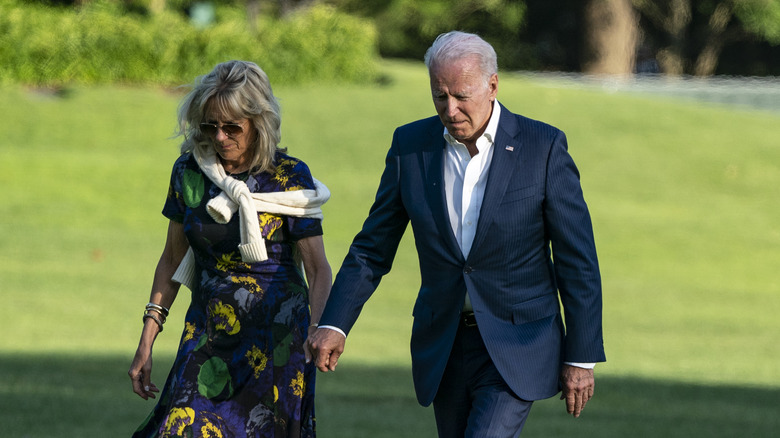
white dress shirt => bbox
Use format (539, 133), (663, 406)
(443, 100), (500, 260)
(443, 99), (501, 312)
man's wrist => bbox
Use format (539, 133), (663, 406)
(564, 362), (596, 369)
(318, 325), (347, 338)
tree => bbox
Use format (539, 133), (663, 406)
(633, 0), (780, 76)
(582, 0), (640, 75)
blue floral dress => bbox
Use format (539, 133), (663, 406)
(134, 151), (321, 438)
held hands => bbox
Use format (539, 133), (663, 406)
(560, 365), (595, 418)
(128, 347), (159, 400)
(306, 327), (346, 372)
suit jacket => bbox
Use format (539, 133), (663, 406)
(320, 103), (605, 406)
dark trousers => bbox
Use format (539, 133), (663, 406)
(432, 321), (533, 438)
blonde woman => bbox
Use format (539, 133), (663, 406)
(129, 60), (331, 438)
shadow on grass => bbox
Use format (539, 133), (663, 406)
(1, 352), (777, 437)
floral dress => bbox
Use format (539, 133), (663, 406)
(133, 151), (321, 438)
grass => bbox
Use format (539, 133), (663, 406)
(1, 60), (779, 436)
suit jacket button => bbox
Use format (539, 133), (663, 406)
(463, 266), (472, 274)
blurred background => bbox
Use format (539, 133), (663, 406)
(1, 0), (779, 436)
(3, 0), (780, 84)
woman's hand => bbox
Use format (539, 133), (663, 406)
(128, 220), (187, 400)
(304, 324), (319, 363)
(128, 346), (159, 400)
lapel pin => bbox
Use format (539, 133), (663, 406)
(505, 145), (514, 152)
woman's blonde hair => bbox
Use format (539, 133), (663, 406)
(177, 60), (284, 174)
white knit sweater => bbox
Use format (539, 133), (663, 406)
(172, 147), (330, 290)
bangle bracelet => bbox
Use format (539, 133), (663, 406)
(145, 307), (167, 324)
(143, 312), (164, 332)
(146, 302), (169, 317)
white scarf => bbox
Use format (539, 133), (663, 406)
(172, 146), (330, 290)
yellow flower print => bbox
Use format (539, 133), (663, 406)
(215, 252), (248, 272)
(245, 346), (269, 379)
(183, 322), (196, 342)
(201, 419), (224, 438)
(231, 275), (262, 295)
(258, 213), (283, 240)
(208, 300), (241, 335)
(273, 173), (290, 187)
(272, 158), (296, 186)
(290, 370), (305, 398)
(162, 406), (195, 437)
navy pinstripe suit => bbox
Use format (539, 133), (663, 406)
(319, 102), (605, 407)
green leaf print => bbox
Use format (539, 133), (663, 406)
(182, 169), (204, 208)
(197, 357), (234, 399)
(273, 331), (293, 367)
(194, 333), (208, 351)
(286, 281), (305, 296)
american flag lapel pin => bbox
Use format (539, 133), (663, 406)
(505, 145), (514, 152)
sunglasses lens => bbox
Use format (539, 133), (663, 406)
(200, 123), (243, 137)
(200, 123), (218, 136)
(222, 124), (243, 136)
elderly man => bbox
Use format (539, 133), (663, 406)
(309, 31), (605, 436)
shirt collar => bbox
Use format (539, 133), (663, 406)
(443, 99), (502, 149)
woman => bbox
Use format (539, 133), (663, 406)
(128, 60), (331, 438)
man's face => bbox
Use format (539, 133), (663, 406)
(430, 56), (498, 147)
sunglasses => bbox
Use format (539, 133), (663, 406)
(199, 121), (246, 138)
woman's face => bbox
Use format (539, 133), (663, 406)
(201, 113), (256, 172)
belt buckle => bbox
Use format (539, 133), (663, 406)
(461, 312), (477, 327)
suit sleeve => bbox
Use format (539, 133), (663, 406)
(544, 131), (606, 363)
(318, 131), (411, 335)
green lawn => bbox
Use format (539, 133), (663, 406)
(1, 60), (778, 436)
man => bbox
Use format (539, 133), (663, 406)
(308, 31), (605, 436)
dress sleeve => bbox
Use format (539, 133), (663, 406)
(283, 158), (324, 241)
(161, 153), (192, 223)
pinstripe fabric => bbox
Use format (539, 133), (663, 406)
(320, 103), (605, 407)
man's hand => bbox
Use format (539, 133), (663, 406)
(559, 365), (595, 418)
(307, 327), (346, 372)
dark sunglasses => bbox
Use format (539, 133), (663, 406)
(199, 121), (245, 137)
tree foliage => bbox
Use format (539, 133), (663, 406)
(0, 0), (380, 86)
(6, 0), (780, 80)
(633, 0), (780, 75)
(325, 0), (528, 69)
(733, 0), (780, 43)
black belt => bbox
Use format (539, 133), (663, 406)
(460, 312), (477, 327)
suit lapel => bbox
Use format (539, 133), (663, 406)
(469, 106), (522, 258)
(422, 129), (464, 261)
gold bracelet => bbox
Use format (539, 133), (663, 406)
(143, 312), (164, 332)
